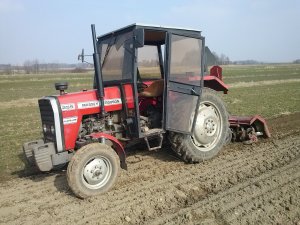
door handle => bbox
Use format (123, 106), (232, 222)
(170, 83), (200, 96)
(177, 86), (199, 95)
(191, 88), (197, 95)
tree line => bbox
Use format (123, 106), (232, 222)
(0, 60), (93, 75)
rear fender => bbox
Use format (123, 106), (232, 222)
(203, 76), (229, 94)
(89, 133), (127, 170)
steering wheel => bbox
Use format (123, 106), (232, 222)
(137, 82), (148, 93)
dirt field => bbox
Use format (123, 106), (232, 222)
(0, 112), (299, 225)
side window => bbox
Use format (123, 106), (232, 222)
(99, 32), (133, 81)
(101, 44), (124, 81)
(138, 45), (161, 80)
(170, 35), (202, 85)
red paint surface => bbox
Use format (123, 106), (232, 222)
(210, 66), (223, 80)
(123, 84), (135, 109)
(203, 76), (229, 93)
(229, 115), (271, 138)
(56, 77), (228, 150)
(57, 87), (123, 150)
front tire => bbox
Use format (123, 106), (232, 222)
(67, 143), (120, 199)
(169, 88), (229, 163)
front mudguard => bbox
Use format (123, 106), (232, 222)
(89, 132), (127, 170)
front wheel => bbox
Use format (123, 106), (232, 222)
(67, 143), (120, 199)
(168, 88), (229, 163)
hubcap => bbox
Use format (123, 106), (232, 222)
(82, 156), (112, 189)
(192, 101), (222, 152)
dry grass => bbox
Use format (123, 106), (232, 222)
(0, 98), (39, 109)
(229, 78), (300, 88)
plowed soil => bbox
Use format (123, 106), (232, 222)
(0, 113), (300, 225)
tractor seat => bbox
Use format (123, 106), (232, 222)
(139, 79), (164, 97)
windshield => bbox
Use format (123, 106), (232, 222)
(99, 32), (133, 81)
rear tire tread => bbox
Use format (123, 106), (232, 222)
(168, 88), (229, 163)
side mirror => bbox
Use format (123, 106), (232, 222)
(133, 28), (144, 48)
(78, 49), (84, 63)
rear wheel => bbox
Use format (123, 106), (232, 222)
(67, 143), (120, 199)
(168, 88), (228, 162)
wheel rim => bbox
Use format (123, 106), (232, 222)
(81, 156), (112, 190)
(191, 100), (223, 152)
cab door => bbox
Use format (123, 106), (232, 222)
(164, 32), (204, 134)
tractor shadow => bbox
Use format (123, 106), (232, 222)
(125, 141), (182, 163)
(11, 152), (40, 178)
(11, 143), (182, 197)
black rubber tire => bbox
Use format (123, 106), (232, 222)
(168, 88), (229, 163)
(225, 128), (233, 145)
(67, 143), (120, 199)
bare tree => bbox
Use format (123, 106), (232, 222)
(212, 52), (230, 65)
(23, 60), (31, 74)
(7, 65), (12, 74)
(23, 59), (40, 74)
(32, 59), (39, 74)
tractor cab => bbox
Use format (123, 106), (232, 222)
(95, 24), (205, 148)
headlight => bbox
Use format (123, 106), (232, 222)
(43, 124), (47, 133)
(50, 125), (55, 134)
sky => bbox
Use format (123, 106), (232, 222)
(0, 0), (299, 65)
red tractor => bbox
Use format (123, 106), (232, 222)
(23, 24), (270, 198)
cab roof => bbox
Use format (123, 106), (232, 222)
(97, 23), (202, 40)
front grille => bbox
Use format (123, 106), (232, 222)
(39, 98), (56, 142)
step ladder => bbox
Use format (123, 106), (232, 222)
(143, 131), (164, 151)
